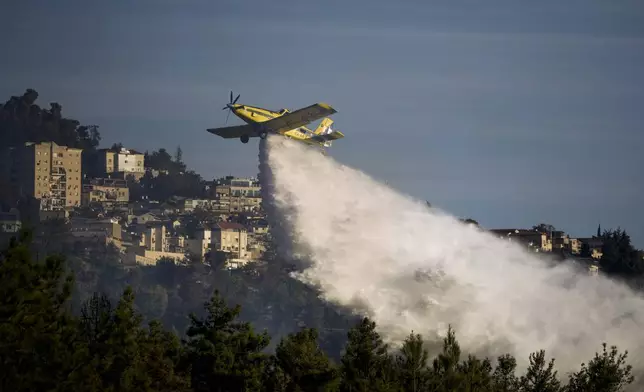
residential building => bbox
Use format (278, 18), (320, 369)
(551, 231), (570, 250)
(213, 176), (262, 212)
(126, 222), (186, 265)
(211, 222), (250, 259)
(127, 212), (161, 225)
(0, 208), (21, 233)
(97, 147), (145, 180)
(182, 198), (222, 212)
(139, 223), (167, 252)
(69, 217), (122, 248)
(1, 141), (83, 210)
(81, 178), (129, 206)
(568, 238), (582, 254)
(185, 228), (212, 259)
(489, 229), (552, 252)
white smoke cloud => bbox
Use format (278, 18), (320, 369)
(258, 135), (644, 376)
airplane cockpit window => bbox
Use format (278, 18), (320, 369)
(279, 108), (287, 114)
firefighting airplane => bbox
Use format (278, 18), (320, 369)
(206, 92), (344, 148)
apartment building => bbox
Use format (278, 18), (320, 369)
(97, 147), (145, 180)
(1, 141), (83, 210)
(212, 222), (250, 259)
(490, 229), (552, 252)
(81, 178), (129, 206)
(212, 176), (262, 212)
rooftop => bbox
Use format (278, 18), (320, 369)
(215, 222), (246, 231)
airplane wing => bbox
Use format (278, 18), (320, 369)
(206, 124), (255, 139)
(262, 103), (337, 133)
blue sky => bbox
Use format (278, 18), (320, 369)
(1, 0), (643, 246)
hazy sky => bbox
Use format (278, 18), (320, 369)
(1, 0), (643, 246)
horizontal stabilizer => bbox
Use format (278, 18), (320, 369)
(309, 130), (344, 143)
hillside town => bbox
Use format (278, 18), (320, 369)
(0, 140), (613, 274)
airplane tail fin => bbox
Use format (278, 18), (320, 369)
(314, 118), (334, 135)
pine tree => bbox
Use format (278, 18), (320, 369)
(565, 343), (634, 392)
(518, 350), (561, 392)
(274, 327), (339, 391)
(431, 325), (463, 390)
(340, 317), (397, 392)
(0, 231), (78, 391)
(492, 354), (519, 392)
(457, 355), (493, 391)
(184, 290), (271, 392)
(137, 320), (191, 391)
(395, 332), (431, 392)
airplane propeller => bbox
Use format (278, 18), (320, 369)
(222, 91), (240, 125)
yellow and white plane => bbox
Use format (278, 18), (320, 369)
(207, 92), (344, 148)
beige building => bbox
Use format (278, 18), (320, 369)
(127, 223), (185, 265)
(2, 141), (82, 210)
(490, 229), (552, 252)
(568, 238), (582, 254)
(185, 229), (213, 259)
(213, 176), (262, 212)
(185, 223), (251, 261)
(139, 223), (167, 252)
(212, 222), (250, 259)
(98, 147), (145, 180)
(69, 217), (122, 248)
(81, 178), (129, 206)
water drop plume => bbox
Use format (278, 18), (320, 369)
(258, 135), (644, 376)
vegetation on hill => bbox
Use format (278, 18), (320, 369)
(137, 147), (206, 200)
(599, 229), (644, 278)
(0, 88), (101, 150)
(1, 231), (637, 392)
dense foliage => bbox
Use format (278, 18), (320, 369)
(1, 231), (637, 392)
(0, 88), (101, 150)
(599, 229), (644, 277)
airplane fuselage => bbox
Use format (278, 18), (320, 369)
(229, 104), (330, 146)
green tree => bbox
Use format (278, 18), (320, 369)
(565, 343), (634, 392)
(0, 231), (78, 391)
(272, 327), (339, 392)
(101, 287), (148, 391)
(532, 223), (556, 234)
(395, 332), (431, 392)
(137, 320), (191, 392)
(431, 325), (463, 391)
(457, 355), (493, 391)
(184, 290), (271, 392)
(461, 218), (479, 226)
(491, 354), (519, 392)
(340, 317), (396, 392)
(600, 229), (643, 277)
(518, 350), (561, 392)
(175, 145), (184, 166)
(0, 89), (101, 149)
